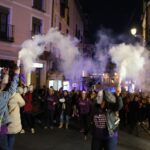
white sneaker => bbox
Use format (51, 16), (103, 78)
(84, 136), (87, 141)
(20, 129), (25, 134)
(31, 128), (35, 134)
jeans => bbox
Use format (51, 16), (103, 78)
(7, 134), (15, 150)
(60, 111), (69, 124)
(0, 134), (8, 150)
(91, 136), (118, 150)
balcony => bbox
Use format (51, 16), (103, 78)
(0, 24), (14, 42)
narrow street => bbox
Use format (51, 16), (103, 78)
(14, 127), (150, 150)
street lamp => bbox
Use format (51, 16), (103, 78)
(130, 28), (137, 36)
(130, 28), (145, 45)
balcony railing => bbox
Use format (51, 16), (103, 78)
(0, 24), (14, 42)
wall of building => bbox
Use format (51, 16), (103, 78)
(0, 0), (85, 89)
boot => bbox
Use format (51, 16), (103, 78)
(59, 123), (63, 128)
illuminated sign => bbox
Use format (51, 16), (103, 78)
(32, 63), (43, 68)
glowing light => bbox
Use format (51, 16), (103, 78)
(32, 63), (43, 68)
(63, 81), (70, 91)
(130, 28), (137, 36)
(32, 36), (35, 39)
(114, 72), (118, 76)
(72, 83), (77, 87)
(82, 70), (87, 77)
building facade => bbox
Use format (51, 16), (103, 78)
(142, 0), (150, 46)
(0, 0), (84, 90)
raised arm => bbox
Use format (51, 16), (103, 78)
(2, 68), (20, 103)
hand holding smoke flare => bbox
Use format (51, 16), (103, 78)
(17, 59), (21, 67)
(18, 34), (46, 73)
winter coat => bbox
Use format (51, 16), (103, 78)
(0, 75), (19, 130)
(92, 91), (123, 137)
(7, 93), (25, 134)
(58, 96), (72, 115)
(47, 94), (58, 111)
(23, 92), (33, 113)
(105, 93), (123, 135)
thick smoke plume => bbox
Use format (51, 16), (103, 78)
(19, 28), (79, 74)
(19, 35), (45, 73)
(95, 29), (150, 91)
(109, 43), (146, 83)
(18, 27), (150, 91)
(95, 30), (113, 74)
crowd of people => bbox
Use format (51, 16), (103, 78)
(0, 66), (150, 150)
(119, 91), (150, 135)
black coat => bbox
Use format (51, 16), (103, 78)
(58, 96), (72, 115)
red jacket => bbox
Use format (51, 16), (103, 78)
(23, 92), (33, 112)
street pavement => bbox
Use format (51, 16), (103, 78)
(14, 126), (150, 150)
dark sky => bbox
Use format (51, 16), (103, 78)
(79, 0), (143, 38)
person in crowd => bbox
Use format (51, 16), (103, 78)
(17, 85), (26, 134)
(128, 94), (139, 136)
(119, 91), (130, 129)
(45, 88), (58, 129)
(0, 67), (20, 150)
(139, 98), (147, 125)
(23, 85), (35, 133)
(71, 90), (80, 118)
(58, 90), (72, 129)
(1, 68), (9, 91)
(146, 97), (150, 130)
(7, 88), (25, 150)
(77, 90), (91, 140)
(90, 90), (97, 114)
(91, 85), (123, 150)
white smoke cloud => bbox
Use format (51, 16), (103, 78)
(95, 29), (114, 74)
(18, 27), (150, 91)
(18, 28), (79, 74)
(19, 34), (45, 73)
(44, 28), (79, 72)
(109, 43), (147, 85)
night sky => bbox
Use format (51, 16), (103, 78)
(79, 0), (143, 39)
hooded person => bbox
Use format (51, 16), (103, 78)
(91, 86), (123, 150)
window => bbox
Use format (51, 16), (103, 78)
(33, 0), (45, 12)
(32, 17), (42, 35)
(0, 6), (14, 42)
(60, 0), (65, 17)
